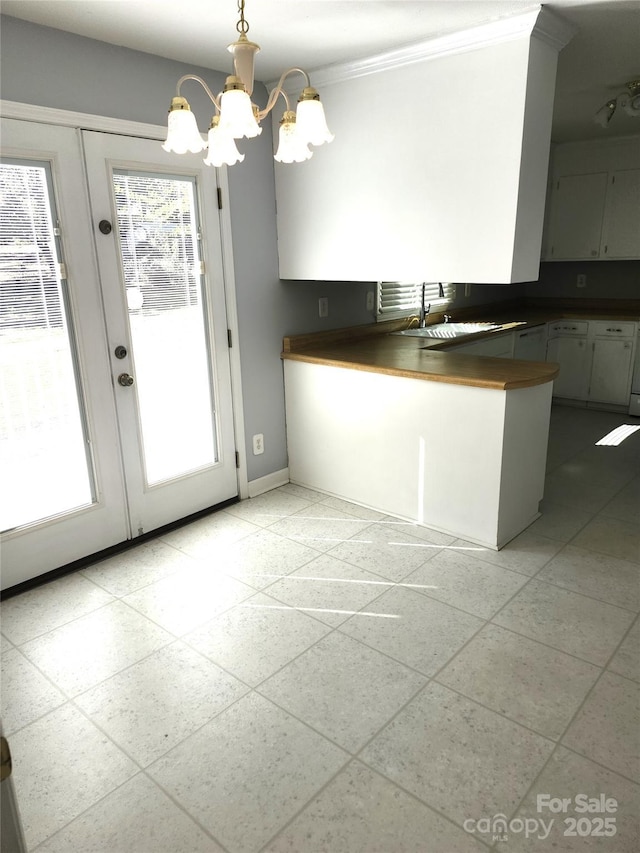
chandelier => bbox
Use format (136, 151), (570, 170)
(594, 80), (640, 128)
(162, 0), (334, 166)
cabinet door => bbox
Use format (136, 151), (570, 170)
(588, 339), (635, 404)
(601, 169), (640, 259)
(546, 336), (590, 399)
(547, 173), (608, 260)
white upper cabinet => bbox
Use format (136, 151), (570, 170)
(273, 9), (574, 284)
(545, 138), (640, 261)
(547, 173), (608, 259)
(601, 169), (640, 258)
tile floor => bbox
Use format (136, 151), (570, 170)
(1, 405), (639, 852)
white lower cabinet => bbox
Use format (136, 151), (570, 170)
(546, 330), (590, 400)
(588, 324), (636, 404)
(546, 320), (637, 407)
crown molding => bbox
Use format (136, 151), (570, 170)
(532, 7), (577, 52)
(269, 6), (575, 92)
(0, 100), (166, 139)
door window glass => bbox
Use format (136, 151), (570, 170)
(112, 171), (217, 485)
(0, 161), (94, 531)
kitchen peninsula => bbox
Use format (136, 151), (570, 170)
(282, 322), (559, 550)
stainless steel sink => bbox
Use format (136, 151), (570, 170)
(392, 322), (500, 339)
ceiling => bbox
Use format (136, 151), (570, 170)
(2, 0), (639, 142)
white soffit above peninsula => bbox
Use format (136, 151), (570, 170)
(2, 0), (639, 142)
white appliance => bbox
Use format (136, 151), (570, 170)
(629, 329), (640, 417)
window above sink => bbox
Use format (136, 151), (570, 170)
(377, 281), (456, 321)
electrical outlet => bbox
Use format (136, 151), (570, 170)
(318, 297), (329, 318)
(252, 433), (264, 455)
(366, 291), (375, 312)
(577, 274), (587, 288)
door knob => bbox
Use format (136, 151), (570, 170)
(117, 373), (134, 387)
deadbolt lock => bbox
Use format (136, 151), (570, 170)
(117, 373), (134, 387)
(114, 345), (127, 359)
(98, 220), (112, 235)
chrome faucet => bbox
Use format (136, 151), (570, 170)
(418, 283), (431, 328)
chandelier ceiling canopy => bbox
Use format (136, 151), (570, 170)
(162, 0), (334, 166)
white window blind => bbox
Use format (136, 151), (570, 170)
(0, 160), (94, 531)
(0, 162), (62, 331)
(113, 171), (201, 313)
(376, 281), (456, 321)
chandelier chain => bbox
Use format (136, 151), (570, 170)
(236, 0), (249, 35)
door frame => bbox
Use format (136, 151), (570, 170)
(0, 99), (249, 501)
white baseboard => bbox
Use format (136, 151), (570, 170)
(247, 468), (290, 498)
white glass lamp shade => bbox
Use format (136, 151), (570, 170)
(162, 98), (207, 153)
(296, 89), (334, 146)
(204, 119), (245, 167)
(219, 79), (262, 139)
(274, 113), (312, 164)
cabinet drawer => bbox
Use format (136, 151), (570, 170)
(589, 321), (637, 339)
(548, 321), (588, 337)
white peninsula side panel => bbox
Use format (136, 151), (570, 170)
(283, 360), (553, 549)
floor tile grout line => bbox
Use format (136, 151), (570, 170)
(240, 579), (434, 691)
(26, 769), (151, 853)
(527, 558), (640, 614)
(353, 750), (496, 850)
(139, 769), (234, 853)
(78, 538), (222, 599)
(0, 589), (120, 648)
(13, 619), (249, 737)
(252, 557), (452, 629)
(484, 611), (640, 845)
(388, 568), (531, 621)
(253, 672), (426, 759)
(448, 616), (611, 673)
(256, 753), (493, 853)
(551, 534), (640, 568)
(114, 573), (259, 639)
(0, 646), (69, 734)
(179, 599), (334, 692)
(483, 559), (638, 662)
(557, 742), (640, 788)
(69, 632), (254, 708)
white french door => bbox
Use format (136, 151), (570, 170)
(0, 120), (238, 589)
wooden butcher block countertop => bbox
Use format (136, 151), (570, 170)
(282, 320), (558, 391)
(281, 298), (640, 392)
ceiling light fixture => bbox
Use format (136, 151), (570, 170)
(162, 0), (334, 166)
(594, 79), (640, 127)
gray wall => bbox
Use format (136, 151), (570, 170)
(526, 261), (640, 300)
(447, 261), (640, 309)
(0, 15), (373, 482)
